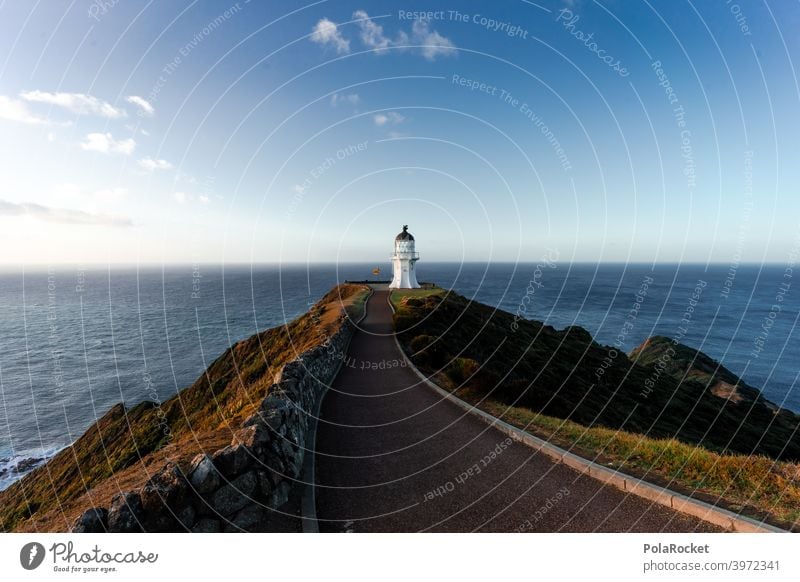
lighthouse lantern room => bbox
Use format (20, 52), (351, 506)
(389, 225), (420, 289)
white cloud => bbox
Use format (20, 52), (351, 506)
(20, 90), (126, 118)
(0, 199), (132, 226)
(373, 111), (405, 126)
(80, 132), (136, 155)
(174, 191), (187, 204)
(0, 95), (48, 124)
(411, 19), (457, 61)
(353, 10), (391, 52)
(138, 157), (173, 171)
(310, 18), (350, 54)
(313, 11), (456, 61)
(126, 95), (155, 117)
(330, 92), (361, 107)
(198, 195), (210, 205)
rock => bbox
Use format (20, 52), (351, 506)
(261, 394), (291, 418)
(188, 454), (220, 494)
(263, 452), (285, 478)
(231, 423), (271, 454)
(140, 462), (188, 515)
(108, 492), (143, 532)
(267, 481), (291, 509)
(277, 362), (304, 382)
(256, 471), (273, 498)
(287, 423), (303, 446)
(138, 462), (190, 531)
(285, 458), (301, 479)
(212, 444), (250, 478)
(191, 518), (221, 533)
(176, 504), (196, 529)
(12, 457), (44, 473)
(260, 409), (285, 434)
(280, 378), (300, 395)
(279, 438), (295, 459)
(226, 505), (267, 532)
(72, 507), (108, 533)
(212, 471), (258, 517)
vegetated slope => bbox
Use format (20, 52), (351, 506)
(394, 290), (800, 461)
(629, 336), (784, 410)
(0, 284), (367, 532)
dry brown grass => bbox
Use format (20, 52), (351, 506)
(456, 386), (800, 530)
(1, 283), (369, 532)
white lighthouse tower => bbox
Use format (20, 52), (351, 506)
(389, 225), (420, 289)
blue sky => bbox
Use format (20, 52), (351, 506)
(0, 0), (798, 264)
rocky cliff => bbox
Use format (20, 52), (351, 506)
(0, 284), (368, 532)
(394, 290), (800, 460)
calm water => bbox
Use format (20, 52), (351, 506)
(1, 263), (798, 489)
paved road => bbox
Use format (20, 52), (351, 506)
(314, 290), (720, 533)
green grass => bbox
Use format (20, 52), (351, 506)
(344, 288), (370, 320)
(393, 288), (800, 461)
(389, 287), (444, 311)
(459, 388), (800, 529)
(393, 288), (800, 529)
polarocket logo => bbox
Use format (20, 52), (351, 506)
(20, 542), (46, 570)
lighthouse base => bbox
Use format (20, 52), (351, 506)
(389, 258), (420, 289)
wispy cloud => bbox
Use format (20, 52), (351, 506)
(125, 123), (150, 136)
(20, 90), (126, 118)
(310, 11), (457, 61)
(411, 19), (456, 61)
(310, 18), (350, 54)
(0, 199), (132, 226)
(0, 95), (49, 124)
(330, 92), (361, 107)
(126, 95), (155, 117)
(80, 132), (136, 155)
(353, 10), (392, 52)
(138, 157), (173, 171)
(373, 111), (405, 126)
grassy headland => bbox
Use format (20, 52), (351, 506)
(0, 284), (368, 532)
(393, 287), (800, 529)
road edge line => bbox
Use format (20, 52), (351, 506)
(386, 292), (785, 533)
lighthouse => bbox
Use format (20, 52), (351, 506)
(389, 225), (420, 289)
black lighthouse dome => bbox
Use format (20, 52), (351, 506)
(395, 225), (415, 241)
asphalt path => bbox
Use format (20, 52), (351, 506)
(314, 290), (721, 533)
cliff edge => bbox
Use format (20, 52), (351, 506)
(394, 289), (800, 461)
(0, 284), (368, 532)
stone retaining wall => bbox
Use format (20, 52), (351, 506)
(72, 316), (356, 533)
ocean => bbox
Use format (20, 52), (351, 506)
(1, 262), (798, 490)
